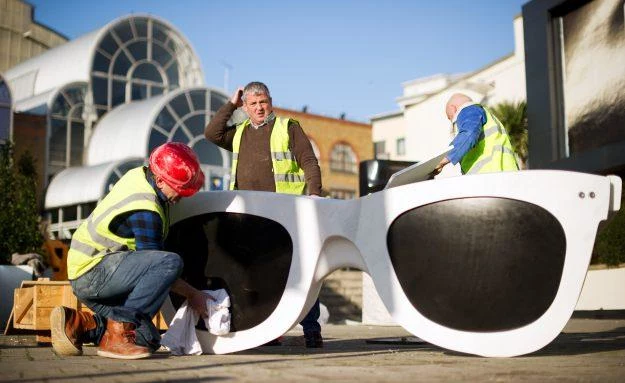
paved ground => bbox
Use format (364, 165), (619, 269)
(2, 318), (625, 382)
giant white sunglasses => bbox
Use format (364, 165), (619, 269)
(164, 170), (621, 357)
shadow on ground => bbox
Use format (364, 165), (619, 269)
(439, 326), (625, 357)
(531, 327), (625, 357)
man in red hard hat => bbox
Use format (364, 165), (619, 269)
(50, 142), (213, 360)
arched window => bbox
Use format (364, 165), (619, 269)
(148, 89), (230, 167)
(105, 159), (146, 191)
(48, 84), (87, 177)
(0, 78), (11, 144)
(330, 142), (358, 173)
(91, 17), (202, 118)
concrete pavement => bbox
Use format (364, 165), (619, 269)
(1, 318), (625, 382)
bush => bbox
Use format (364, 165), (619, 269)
(592, 193), (625, 266)
(0, 142), (43, 264)
(489, 101), (529, 169)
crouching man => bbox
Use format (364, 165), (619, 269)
(50, 142), (213, 359)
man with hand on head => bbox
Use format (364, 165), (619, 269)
(51, 142), (213, 359)
(433, 93), (519, 176)
(204, 81), (324, 348)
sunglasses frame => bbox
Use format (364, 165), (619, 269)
(165, 170), (621, 357)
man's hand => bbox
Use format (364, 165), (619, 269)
(230, 87), (244, 108)
(171, 279), (215, 318)
(187, 290), (215, 319)
(430, 157), (450, 177)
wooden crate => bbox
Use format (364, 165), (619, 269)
(10, 279), (168, 343)
(12, 280), (78, 331)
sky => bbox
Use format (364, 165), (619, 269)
(27, 0), (529, 122)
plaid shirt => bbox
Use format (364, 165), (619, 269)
(109, 170), (168, 250)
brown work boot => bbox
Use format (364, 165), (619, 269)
(50, 306), (96, 356)
(97, 319), (151, 360)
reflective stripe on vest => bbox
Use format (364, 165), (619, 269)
(460, 106), (519, 174)
(67, 167), (167, 279)
(230, 116), (306, 195)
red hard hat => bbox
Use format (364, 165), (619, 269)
(149, 142), (205, 197)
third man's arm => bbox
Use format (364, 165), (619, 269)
(204, 101), (238, 151)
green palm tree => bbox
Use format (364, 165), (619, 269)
(490, 101), (528, 169)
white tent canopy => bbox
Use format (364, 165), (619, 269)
(45, 158), (144, 208)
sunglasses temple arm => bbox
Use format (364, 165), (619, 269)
(608, 175), (622, 216)
(597, 175), (623, 233)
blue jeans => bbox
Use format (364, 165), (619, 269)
(300, 298), (321, 333)
(70, 250), (183, 351)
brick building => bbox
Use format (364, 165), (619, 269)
(274, 107), (373, 199)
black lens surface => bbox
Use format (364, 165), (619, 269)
(387, 197), (567, 332)
(166, 212), (293, 331)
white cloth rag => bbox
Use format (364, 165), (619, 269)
(161, 288), (231, 355)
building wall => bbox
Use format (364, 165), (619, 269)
(12, 112), (47, 210)
(0, 0), (68, 73)
(371, 112), (405, 160)
(274, 107), (373, 198)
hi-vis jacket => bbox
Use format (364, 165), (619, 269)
(460, 106), (519, 174)
(230, 116), (306, 195)
(67, 167), (167, 279)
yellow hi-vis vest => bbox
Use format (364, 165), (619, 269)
(67, 167), (168, 279)
(460, 106), (519, 174)
(230, 116), (306, 195)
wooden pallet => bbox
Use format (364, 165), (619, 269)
(6, 279), (168, 343)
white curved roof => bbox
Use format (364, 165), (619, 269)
(86, 95), (165, 165)
(86, 86), (225, 165)
(13, 88), (58, 113)
(4, 30), (98, 102)
(4, 14), (204, 102)
(45, 158), (144, 208)
(12, 81), (87, 114)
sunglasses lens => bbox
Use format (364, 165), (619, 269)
(166, 212), (293, 331)
(387, 197), (566, 332)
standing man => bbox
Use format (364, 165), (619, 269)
(204, 81), (324, 348)
(433, 93), (519, 175)
(51, 142), (213, 359)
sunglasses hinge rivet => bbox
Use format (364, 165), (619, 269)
(589, 192), (596, 198)
(579, 192), (585, 198)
